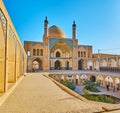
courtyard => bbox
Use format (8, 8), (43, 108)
(0, 73), (120, 113)
(1, 0), (120, 112)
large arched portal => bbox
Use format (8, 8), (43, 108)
(50, 40), (72, 70)
(55, 60), (61, 69)
(78, 59), (86, 70)
(32, 58), (42, 71)
(51, 41), (71, 58)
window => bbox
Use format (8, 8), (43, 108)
(78, 51), (80, 57)
(81, 51), (83, 57)
(27, 50), (30, 56)
(56, 51), (60, 57)
(84, 51), (86, 57)
(33, 49), (36, 56)
(37, 49), (39, 56)
(40, 49), (43, 56)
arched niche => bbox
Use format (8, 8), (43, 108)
(16, 43), (21, 79)
(94, 60), (99, 70)
(8, 35), (16, 83)
(108, 59), (117, 67)
(100, 59), (107, 67)
(0, 20), (5, 92)
(105, 76), (113, 87)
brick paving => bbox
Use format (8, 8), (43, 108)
(0, 73), (120, 113)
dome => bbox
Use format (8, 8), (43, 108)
(48, 25), (66, 38)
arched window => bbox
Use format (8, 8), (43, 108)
(66, 61), (69, 69)
(81, 51), (83, 57)
(78, 51), (80, 57)
(37, 49), (39, 56)
(84, 51), (86, 57)
(40, 49), (43, 56)
(56, 51), (60, 57)
(33, 49), (36, 56)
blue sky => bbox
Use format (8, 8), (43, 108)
(3, 0), (120, 54)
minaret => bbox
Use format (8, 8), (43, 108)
(43, 17), (49, 71)
(44, 16), (48, 37)
(72, 21), (78, 70)
(72, 21), (76, 39)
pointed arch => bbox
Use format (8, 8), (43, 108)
(105, 76), (113, 87)
(8, 34), (16, 83)
(80, 74), (88, 84)
(78, 59), (86, 70)
(90, 75), (96, 82)
(94, 60), (99, 70)
(100, 59), (107, 67)
(55, 60), (61, 69)
(66, 61), (69, 69)
(56, 51), (61, 57)
(16, 43), (21, 79)
(115, 77), (120, 84)
(32, 58), (43, 71)
(108, 59), (117, 67)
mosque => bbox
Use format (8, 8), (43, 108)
(24, 17), (120, 72)
(1, 1), (120, 112)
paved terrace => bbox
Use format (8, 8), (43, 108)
(0, 73), (120, 113)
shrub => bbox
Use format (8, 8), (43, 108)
(84, 80), (100, 92)
(83, 88), (89, 98)
(60, 80), (75, 90)
(84, 94), (117, 104)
